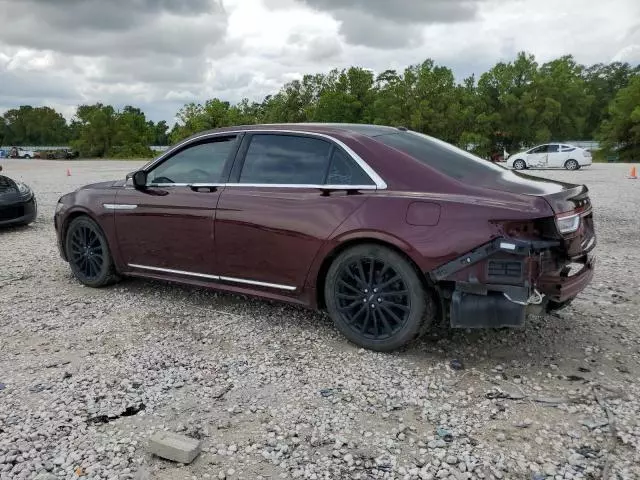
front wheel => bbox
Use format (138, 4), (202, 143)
(324, 244), (433, 352)
(565, 159), (579, 170)
(65, 216), (119, 287)
(512, 159), (526, 170)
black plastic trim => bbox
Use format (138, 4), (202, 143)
(429, 237), (560, 282)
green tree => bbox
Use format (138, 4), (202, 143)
(2, 106), (69, 145)
(2, 52), (637, 159)
(599, 76), (640, 160)
(583, 62), (640, 138)
(314, 68), (375, 123)
(70, 104), (117, 157)
(71, 104), (155, 158)
(110, 106), (155, 158)
(476, 52), (540, 152)
(534, 55), (592, 142)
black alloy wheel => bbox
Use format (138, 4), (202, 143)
(325, 244), (432, 351)
(65, 216), (119, 287)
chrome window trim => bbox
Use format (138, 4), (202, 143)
(142, 129), (387, 190)
(225, 184), (377, 190)
(146, 183), (226, 188)
(144, 182), (376, 190)
(128, 263), (296, 291)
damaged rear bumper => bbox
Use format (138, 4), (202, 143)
(428, 236), (595, 329)
(537, 253), (595, 303)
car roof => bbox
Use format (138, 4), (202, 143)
(182, 123), (404, 141)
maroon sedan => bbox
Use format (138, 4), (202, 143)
(54, 124), (596, 351)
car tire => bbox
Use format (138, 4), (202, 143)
(512, 159), (526, 170)
(324, 243), (433, 352)
(65, 215), (120, 288)
(565, 159), (579, 170)
(24, 155), (31, 159)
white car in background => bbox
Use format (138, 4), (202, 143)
(8, 147), (36, 159)
(506, 143), (592, 170)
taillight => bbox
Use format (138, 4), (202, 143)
(583, 150), (591, 157)
(555, 212), (580, 234)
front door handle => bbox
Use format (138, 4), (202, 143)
(189, 185), (219, 193)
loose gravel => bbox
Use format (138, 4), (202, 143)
(1, 160), (639, 480)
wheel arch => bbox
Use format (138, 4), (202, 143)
(313, 235), (435, 311)
(59, 208), (106, 259)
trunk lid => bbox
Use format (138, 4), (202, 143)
(477, 170), (595, 258)
(479, 169), (586, 214)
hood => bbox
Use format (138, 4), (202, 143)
(0, 175), (32, 202)
(0, 175), (18, 194)
(508, 150), (528, 158)
(78, 180), (120, 190)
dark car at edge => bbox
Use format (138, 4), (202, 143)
(54, 124), (596, 351)
(0, 165), (38, 227)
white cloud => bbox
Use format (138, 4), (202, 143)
(0, 0), (638, 123)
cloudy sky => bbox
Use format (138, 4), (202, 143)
(1, 0), (639, 124)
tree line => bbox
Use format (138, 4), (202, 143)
(1, 52), (639, 159)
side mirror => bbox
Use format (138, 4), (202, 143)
(132, 170), (148, 190)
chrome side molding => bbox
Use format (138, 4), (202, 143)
(103, 204), (138, 210)
(127, 263), (296, 291)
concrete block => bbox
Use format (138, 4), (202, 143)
(34, 474), (58, 480)
(148, 431), (202, 464)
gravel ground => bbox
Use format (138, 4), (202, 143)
(1, 159), (639, 480)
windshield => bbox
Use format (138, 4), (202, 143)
(374, 131), (507, 181)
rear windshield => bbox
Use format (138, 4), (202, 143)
(374, 131), (507, 181)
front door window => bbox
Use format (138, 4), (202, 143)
(149, 137), (237, 185)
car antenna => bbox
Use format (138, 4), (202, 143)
(397, 126), (408, 131)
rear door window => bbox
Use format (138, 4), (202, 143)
(547, 144), (560, 153)
(529, 145), (548, 154)
(326, 148), (375, 185)
(238, 134), (332, 185)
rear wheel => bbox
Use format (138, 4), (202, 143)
(65, 216), (119, 288)
(324, 244), (432, 351)
(512, 159), (526, 170)
(565, 159), (579, 170)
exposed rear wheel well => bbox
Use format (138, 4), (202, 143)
(316, 238), (434, 310)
